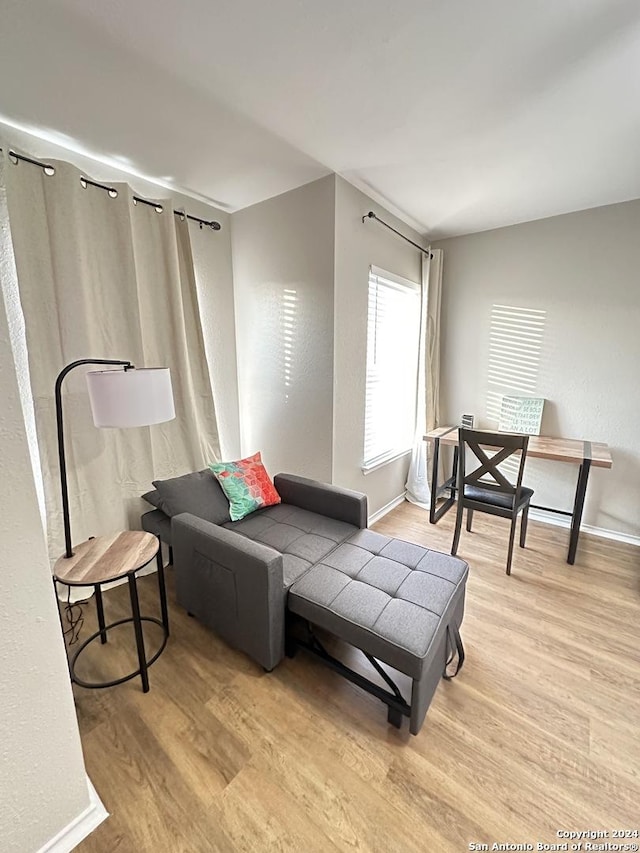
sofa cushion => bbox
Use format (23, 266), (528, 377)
(257, 505), (357, 541)
(152, 469), (230, 525)
(142, 509), (173, 545)
(283, 554), (313, 587)
(223, 503), (358, 589)
(141, 489), (162, 509)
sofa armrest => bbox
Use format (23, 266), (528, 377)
(172, 513), (285, 671)
(142, 508), (172, 545)
(273, 473), (368, 529)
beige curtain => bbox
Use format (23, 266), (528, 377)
(3, 151), (220, 562)
(405, 248), (443, 506)
(426, 248), (443, 431)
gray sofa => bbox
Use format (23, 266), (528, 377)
(142, 471), (367, 671)
(142, 468), (467, 733)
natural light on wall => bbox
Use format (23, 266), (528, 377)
(282, 288), (298, 402)
(363, 267), (421, 471)
(486, 304), (547, 424)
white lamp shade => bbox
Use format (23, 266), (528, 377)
(86, 367), (175, 428)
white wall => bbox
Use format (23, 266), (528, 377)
(333, 176), (422, 516)
(0, 121), (240, 462)
(435, 199), (640, 538)
(0, 231), (90, 849)
(231, 176), (335, 480)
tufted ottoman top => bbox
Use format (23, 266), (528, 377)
(287, 529), (468, 679)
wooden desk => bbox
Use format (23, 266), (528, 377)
(424, 427), (613, 565)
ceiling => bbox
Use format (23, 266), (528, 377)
(1, 0), (640, 238)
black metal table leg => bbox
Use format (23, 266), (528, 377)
(128, 574), (149, 693)
(156, 545), (170, 637)
(53, 578), (65, 635)
(53, 578), (73, 679)
(429, 431), (458, 524)
(568, 457), (591, 565)
(95, 584), (107, 644)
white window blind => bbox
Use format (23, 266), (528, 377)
(363, 266), (421, 471)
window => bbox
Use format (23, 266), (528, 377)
(363, 266), (421, 472)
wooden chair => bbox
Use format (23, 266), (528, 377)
(451, 429), (533, 575)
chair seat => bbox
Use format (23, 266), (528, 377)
(464, 484), (534, 511)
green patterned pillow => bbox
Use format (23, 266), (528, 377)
(209, 452), (280, 521)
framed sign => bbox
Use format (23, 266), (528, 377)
(498, 396), (545, 435)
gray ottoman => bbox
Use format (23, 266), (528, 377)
(287, 529), (468, 735)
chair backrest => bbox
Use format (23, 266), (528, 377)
(458, 428), (529, 503)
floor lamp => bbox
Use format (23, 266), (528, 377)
(54, 359), (175, 692)
(55, 358), (175, 558)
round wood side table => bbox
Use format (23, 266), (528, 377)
(53, 531), (169, 693)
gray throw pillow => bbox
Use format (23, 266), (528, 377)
(141, 490), (162, 508)
(152, 469), (231, 525)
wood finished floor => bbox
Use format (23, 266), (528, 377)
(71, 505), (640, 852)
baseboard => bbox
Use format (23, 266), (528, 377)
(370, 497), (640, 549)
(37, 776), (108, 853)
(529, 507), (640, 548)
(369, 492), (407, 525)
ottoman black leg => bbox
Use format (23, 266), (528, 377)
(387, 706), (403, 729)
(285, 637), (298, 659)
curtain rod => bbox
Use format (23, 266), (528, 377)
(3, 148), (222, 231)
(362, 210), (431, 258)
